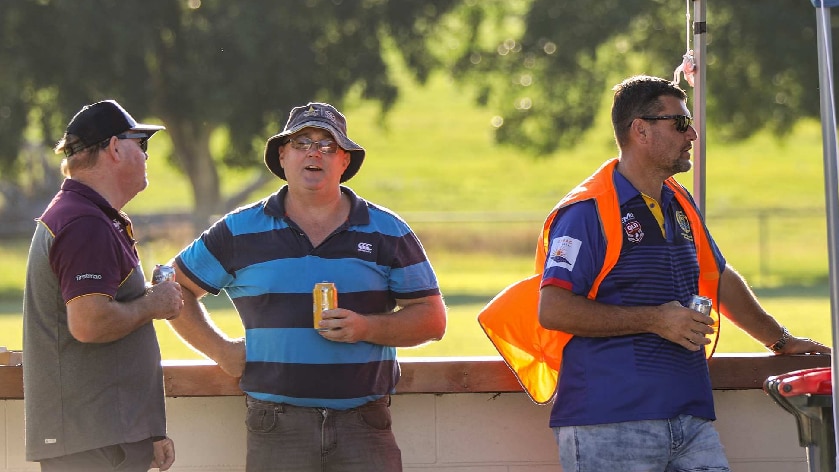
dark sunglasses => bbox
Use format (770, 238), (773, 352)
(639, 115), (693, 133)
(116, 133), (149, 152)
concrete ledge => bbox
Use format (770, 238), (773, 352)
(0, 354), (830, 399)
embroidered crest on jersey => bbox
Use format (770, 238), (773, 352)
(676, 210), (693, 242)
(623, 212), (644, 243)
(546, 236), (582, 271)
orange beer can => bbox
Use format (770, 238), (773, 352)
(313, 282), (337, 332)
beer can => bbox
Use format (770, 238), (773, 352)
(688, 294), (712, 316)
(313, 282), (337, 332)
(152, 264), (176, 285)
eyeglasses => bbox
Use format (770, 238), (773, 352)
(116, 133), (149, 152)
(639, 115), (693, 133)
(287, 136), (339, 154)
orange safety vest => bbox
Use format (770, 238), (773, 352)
(477, 158), (722, 404)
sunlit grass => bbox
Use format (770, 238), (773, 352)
(1, 290), (832, 358)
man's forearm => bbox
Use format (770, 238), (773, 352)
(167, 292), (236, 361)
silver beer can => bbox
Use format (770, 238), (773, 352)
(152, 264), (176, 285)
(688, 294), (712, 316)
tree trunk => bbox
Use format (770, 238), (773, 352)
(163, 118), (220, 235)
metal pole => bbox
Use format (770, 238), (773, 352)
(692, 0), (707, 214)
(811, 2), (839, 469)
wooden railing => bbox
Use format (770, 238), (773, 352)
(1, 354), (830, 399)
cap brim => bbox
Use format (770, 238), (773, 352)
(56, 123), (165, 155)
(130, 123), (165, 135)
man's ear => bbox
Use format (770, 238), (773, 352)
(102, 136), (120, 160)
(630, 118), (648, 142)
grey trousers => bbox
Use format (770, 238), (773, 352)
(245, 395), (402, 472)
(39, 438), (154, 472)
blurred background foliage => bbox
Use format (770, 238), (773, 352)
(0, 0), (836, 355)
(0, 0), (834, 227)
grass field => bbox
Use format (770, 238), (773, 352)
(0, 70), (834, 358)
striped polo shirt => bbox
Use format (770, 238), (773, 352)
(542, 170), (726, 427)
(176, 185), (440, 409)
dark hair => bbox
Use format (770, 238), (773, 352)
(611, 75), (687, 146)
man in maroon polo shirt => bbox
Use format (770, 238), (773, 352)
(22, 100), (183, 471)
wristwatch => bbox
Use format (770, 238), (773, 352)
(767, 326), (791, 353)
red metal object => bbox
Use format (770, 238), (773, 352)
(777, 367), (834, 397)
(765, 367), (835, 472)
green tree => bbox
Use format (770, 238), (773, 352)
(0, 0), (458, 228)
(445, 0), (833, 153)
(1, 0), (835, 229)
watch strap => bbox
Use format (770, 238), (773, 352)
(767, 326), (791, 353)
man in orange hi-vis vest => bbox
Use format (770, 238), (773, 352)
(479, 75), (829, 471)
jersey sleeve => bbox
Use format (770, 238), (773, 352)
(176, 217), (236, 295)
(541, 200), (606, 296)
(51, 217), (126, 302)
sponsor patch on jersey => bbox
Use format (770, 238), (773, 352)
(623, 213), (644, 243)
(676, 210), (693, 242)
(546, 236), (582, 271)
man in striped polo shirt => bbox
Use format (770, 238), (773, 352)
(168, 102), (447, 471)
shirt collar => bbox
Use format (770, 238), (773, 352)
(612, 169), (676, 208)
(61, 178), (130, 225)
(263, 185), (370, 226)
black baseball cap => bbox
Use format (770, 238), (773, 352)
(263, 102), (365, 182)
(55, 100), (165, 157)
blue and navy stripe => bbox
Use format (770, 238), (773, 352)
(176, 186), (438, 409)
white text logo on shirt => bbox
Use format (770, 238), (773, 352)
(75, 273), (103, 281)
(357, 242), (373, 253)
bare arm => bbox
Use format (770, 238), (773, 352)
(538, 284), (714, 352)
(318, 295), (447, 347)
(66, 281), (183, 343)
(718, 264), (829, 355)
(166, 260), (245, 377)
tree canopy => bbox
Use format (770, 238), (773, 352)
(0, 0), (459, 226)
(444, 0), (833, 153)
(0, 0), (835, 227)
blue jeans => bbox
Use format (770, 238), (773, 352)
(245, 395), (402, 472)
(554, 415), (731, 472)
